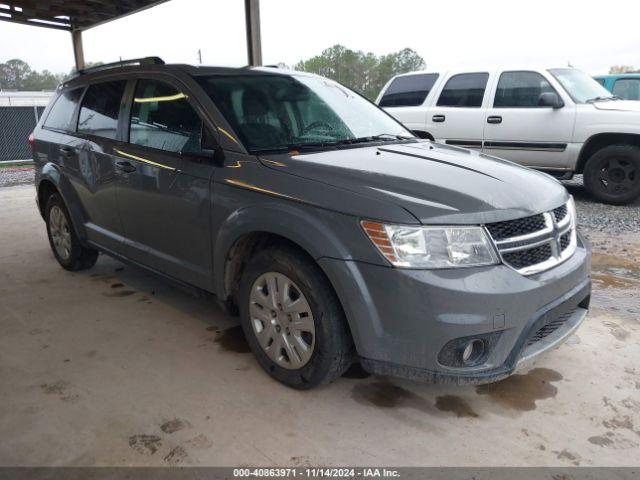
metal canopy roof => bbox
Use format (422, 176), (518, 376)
(0, 1), (171, 31)
(0, 0), (262, 71)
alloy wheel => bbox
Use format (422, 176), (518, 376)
(49, 205), (72, 260)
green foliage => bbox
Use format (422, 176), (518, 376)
(0, 58), (65, 91)
(609, 65), (640, 74)
(294, 45), (425, 100)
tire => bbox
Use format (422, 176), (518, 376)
(45, 193), (98, 271)
(583, 144), (640, 205)
(238, 244), (354, 389)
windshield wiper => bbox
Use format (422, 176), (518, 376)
(334, 134), (414, 145)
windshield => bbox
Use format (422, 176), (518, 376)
(196, 73), (413, 152)
(549, 68), (614, 103)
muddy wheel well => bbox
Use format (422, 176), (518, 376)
(222, 232), (317, 315)
(37, 180), (58, 217)
(577, 133), (640, 173)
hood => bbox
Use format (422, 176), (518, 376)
(592, 100), (640, 112)
(258, 141), (568, 224)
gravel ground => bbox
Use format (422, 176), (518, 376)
(1, 166), (638, 234)
(0, 165), (34, 188)
(564, 175), (640, 234)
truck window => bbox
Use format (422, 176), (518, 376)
(494, 71), (555, 108)
(42, 88), (84, 132)
(78, 80), (127, 140)
(612, 78), (640, 100)
(379, 73), (439, 107)
(436, 73), (489, 108)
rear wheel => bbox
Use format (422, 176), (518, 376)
(45, 193), (98, 271)
(583, 145), (640, 204)
(238, 245), (354, 389)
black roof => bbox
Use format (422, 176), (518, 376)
(61, 57), (306, 88)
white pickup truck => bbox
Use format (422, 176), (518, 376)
(377, 67), (640, 204)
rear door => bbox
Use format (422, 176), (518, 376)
(426, 72), (491, 149)
(72, 79), (128, 251)
(482, 70), (575, 169)
(113, 76), (217, 288)
(377, 73), (439, 136)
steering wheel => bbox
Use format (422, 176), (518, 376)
(301, 121), (334, 135)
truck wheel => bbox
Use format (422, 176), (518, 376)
(238, 244), (354, 389)
(45, 193), (99, 271)
(583, 145), (640, 204)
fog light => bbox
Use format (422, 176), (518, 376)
(461, 339), (484, 365)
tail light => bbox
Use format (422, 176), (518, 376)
(28, 132), (35, 147)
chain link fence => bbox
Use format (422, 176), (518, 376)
(0, 106), (46, 162)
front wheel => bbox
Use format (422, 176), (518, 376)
(583, 145), (640, 205)
(45, 193), (99, 271)
(238, 245), (354, 389)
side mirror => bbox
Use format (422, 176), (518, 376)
(538, 92), (564, 109)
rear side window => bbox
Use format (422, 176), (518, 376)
(43, 88), (83, 131)
(379, 74), (439, 107)
(494, 71), (555, 108)
(129, 79), (203, 154)
(437, 73), (489, 108)
(613, 78), (640, 100)
(78, 80), (127, 139)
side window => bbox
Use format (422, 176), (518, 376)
(594, 78), (606, 86)
(494, 71), (555, 108)
(379, 73), (439, 107)
(43, 88), (83, 131)
(436, 73), (489, 108)
(129, 79), (203, 154)
(612, 78), (640, 100)
(78, 81), (127, 139)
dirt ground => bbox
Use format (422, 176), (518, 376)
(0, 184), (638, 467)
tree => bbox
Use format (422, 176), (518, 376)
(0, 59), (32, 90)
(0, 58), (66, 90)
(609, 65), (639, 74)
(294, 45), (425, 100)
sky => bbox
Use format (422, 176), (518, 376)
(0, 0), (639, 76)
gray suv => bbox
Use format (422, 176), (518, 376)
(31, 57), (591, 389)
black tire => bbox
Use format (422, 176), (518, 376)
(45, 193), (98, 271)
(238, 244), (354, 389)
(583, 144), (640, 205)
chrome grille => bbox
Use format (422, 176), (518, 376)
(553, 205), (568, 223)
(486, 199), (577, 275)
(485, 214), (546, 241)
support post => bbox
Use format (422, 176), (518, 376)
(71, 29), (85, 71)
(244, 0), (262, 66)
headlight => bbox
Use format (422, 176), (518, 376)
(361, 221), (499, 269)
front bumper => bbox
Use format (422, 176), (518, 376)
(319, 233), (591, 384)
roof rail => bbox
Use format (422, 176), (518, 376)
(72, 56), (165, 77)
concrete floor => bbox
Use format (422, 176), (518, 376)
(1, 184), (639, 467)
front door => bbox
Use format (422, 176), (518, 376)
(114, 78), (216, 289)
(427, 72), (490, 149)
(482, 70), (576, 169)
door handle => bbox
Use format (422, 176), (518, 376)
(487, 116), (503, 124)
(432, 114), (446, 123)
(59, 146), (73, 158)
(116, 160), (137, 173)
